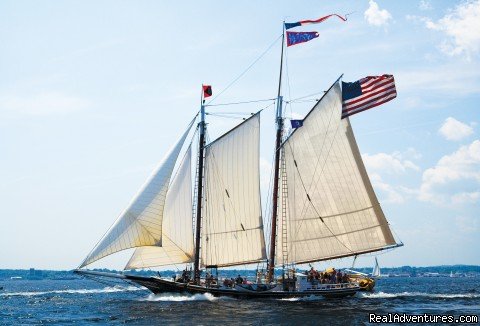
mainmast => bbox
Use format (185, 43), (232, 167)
(193, 91), (206, 284)
(267, 23), (285, 282)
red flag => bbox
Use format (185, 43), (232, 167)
(202, 85), (212, 98)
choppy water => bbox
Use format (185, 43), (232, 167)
(1, 277), (479, 325)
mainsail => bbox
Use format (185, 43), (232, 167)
(125, 146), (194, 269)
(201, 113), (266, 267)
(79, 120), (195, 268)
(275, 82), (397, 266)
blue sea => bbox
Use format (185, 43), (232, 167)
(1, 276), (479, 325)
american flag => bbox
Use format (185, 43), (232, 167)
(341, 75), (397, 119)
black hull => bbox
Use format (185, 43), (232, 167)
(126, 275), (358, 299)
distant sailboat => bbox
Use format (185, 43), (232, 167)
(372, 257), (381, 278)
(74, 17), (403, 299)
(344, 257), (382, 291)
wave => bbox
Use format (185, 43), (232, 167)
(359, 291), (480, 299)
(0, 286), (143, 297)
(142, 293), (232, 302)
(280, 295), (326, 302)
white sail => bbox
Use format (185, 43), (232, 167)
(201, 113), (266, 267)
(79, 120), (195, 268)
(125, 146), (194, 269)
(372, 257), (381, 277)
(276, 82), (397, 266)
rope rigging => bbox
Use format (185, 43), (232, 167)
(206, 34), (283, 105)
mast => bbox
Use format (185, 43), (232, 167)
(267, 23), (285, 282)
(193, 90), (206, 284)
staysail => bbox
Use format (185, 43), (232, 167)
(201, 113), (266, 267)
(275, 82), (397, 266)
(79, 119), (195, 268)
(125, 145), (194, 269)
(125, 147), (193, 269)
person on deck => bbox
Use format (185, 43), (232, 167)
(336, 270), (343, 284)
(235, 275), (244, 285)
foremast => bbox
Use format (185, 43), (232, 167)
(193, 93), (206, 284)
(267, 23), (285, 282)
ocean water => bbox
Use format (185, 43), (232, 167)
(1, 277), (479, 325)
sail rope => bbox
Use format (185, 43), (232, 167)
(205, 34), (283, 105)
(205, 98), (276, 107)
(263, 139), (276, 264)
(286, 91), (325, 103)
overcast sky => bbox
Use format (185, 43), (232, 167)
(1, 0), (479, 270)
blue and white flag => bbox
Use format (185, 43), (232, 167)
(290, 119), (304, 128)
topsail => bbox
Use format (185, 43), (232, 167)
(79, 120), (195, 268)
(276, 82), (397, 266)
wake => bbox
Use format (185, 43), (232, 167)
(359, 291), (480, 299)
(0, 286), (142, 297)
(141, 293), (233, 302)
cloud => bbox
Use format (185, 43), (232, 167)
(439, 117), (474, 141)
(370, 173), (405, 204)
(0, 92), (89, 116)
(364, 0), (392, 26)
(451, 192), (480, 204)
(419, 0), (433, 11)
(455, 216), (479, 233)
(396, 64), (480, 96)
(363, 151), (420, 174)
(362, 149), (421, 204)
(424, 0), (480, 59)
(419, 139), (480, 204)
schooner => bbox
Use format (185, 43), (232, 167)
(75, 17), (402, 299)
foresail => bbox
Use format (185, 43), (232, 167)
(276, 82), (397, 266)
(201, 113), (266, 267)
(125, 146), (194, 269)
(79, 119), (195, 268)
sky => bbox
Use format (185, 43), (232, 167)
(1, 0), (479, 270)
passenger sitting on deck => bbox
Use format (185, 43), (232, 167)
(206, 273), (213, 287)
(342, 273), (349, 284)
(180, 269), (191, 283)
(330, 272), (337, 284)
(235, 275), (244, 285)
(322, 272), (329, 284)
(223, 278), (233, 288)
(336, 270), (343, 283)
(308, 267), (315, 282)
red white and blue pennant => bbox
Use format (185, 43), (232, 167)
(284, 14), (347, 47)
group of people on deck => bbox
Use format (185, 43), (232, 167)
(306, 267), (349, 284)
(222, 275), (247, 288)
(172, 269), (192, 283)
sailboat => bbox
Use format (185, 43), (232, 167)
(74, 19), (403, 299)
(372, 257), (381, 278)
(344, 257), (383, 292)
